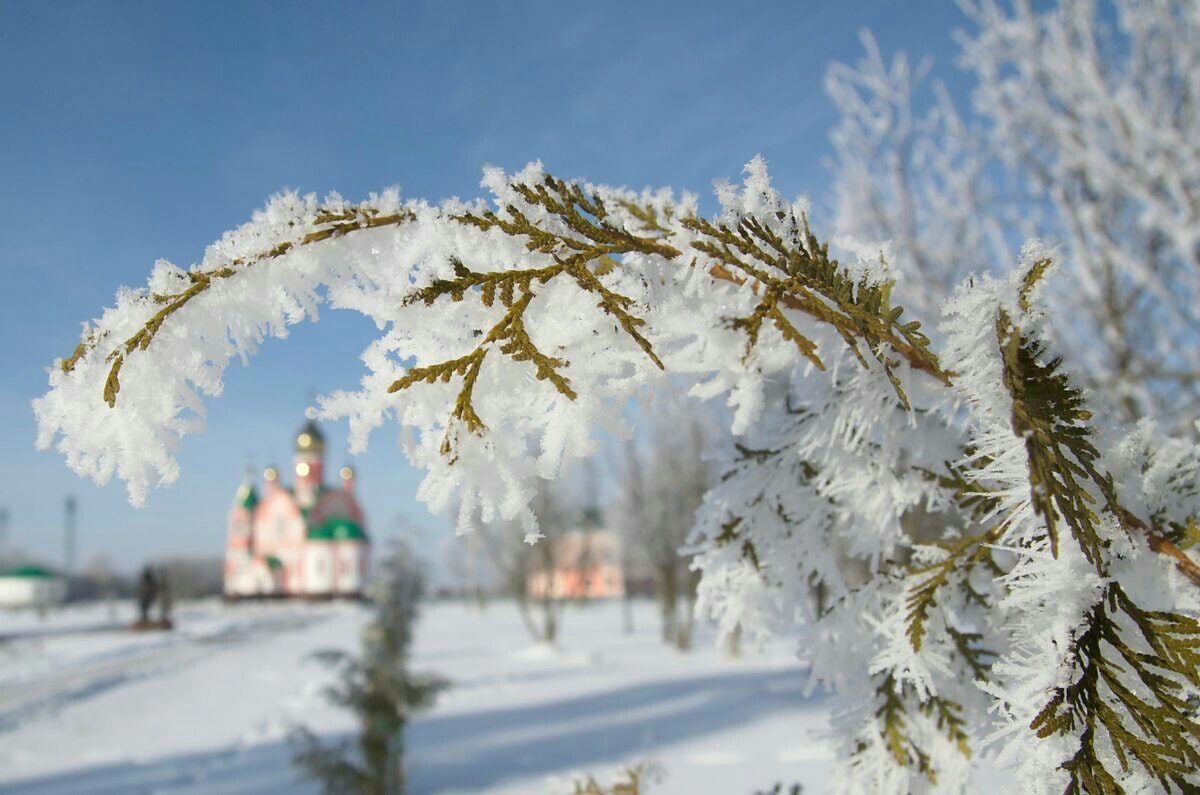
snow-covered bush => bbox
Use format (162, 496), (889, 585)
(37, 156), (1200, 792)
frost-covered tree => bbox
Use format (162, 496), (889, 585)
(291, 540), (442, 795)
(828, 0), (1200, 428)
(37, 157), (1200, 791)
(825, 30), (1019, 322)
(612, 389), (714, 649)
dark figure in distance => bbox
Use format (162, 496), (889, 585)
(136, 566), (157, 625)
(157, 567), (173, 626)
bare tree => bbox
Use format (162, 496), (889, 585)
(473, 484), (577, 644)
(612, 392), (714, 650)
(827, 0), (1200, 428)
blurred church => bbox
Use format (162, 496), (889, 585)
(224, 420), (369, 598)
(527, 520), (625, 601)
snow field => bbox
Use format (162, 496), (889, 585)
(0, 598), (833, 794)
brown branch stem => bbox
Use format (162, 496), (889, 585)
(64, 209), (413, 406)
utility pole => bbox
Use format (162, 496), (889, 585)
(64, 496), (76, 575)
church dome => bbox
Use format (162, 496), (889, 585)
(235, 480), (258, 510)
(295, 419), (325, 453)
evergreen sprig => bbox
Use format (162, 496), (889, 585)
(996, 309), (1109, 566)
(386, 174), (689, 453)
(1030, 584), (1200, 793)
(69, 205), (414, 407)
(389, 288), (578, 455)
(918, 459), (1004, 523)
(404, 257), (563, 308)
(53, 168), (1200, 791)
(904, 527), (1001, 654)
(291, 543), (444, 794)
(713, 516), (761, 572)
(921, 694), (973, 760)
(867, 673), (972, 786)
(683, 210), (946, 408)
(1175, 518), (1200, 552)
(946, 625), (992, 683)
(903, 458), (1014, 657)
(730, 291), (825, 370)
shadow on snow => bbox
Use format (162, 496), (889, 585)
(0, 668), (820, 794)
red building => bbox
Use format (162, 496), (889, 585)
(527, 530), (624, 600)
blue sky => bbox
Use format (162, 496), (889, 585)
(0, 0), (971, 571)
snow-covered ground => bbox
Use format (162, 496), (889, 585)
(0, 598), (833, 794)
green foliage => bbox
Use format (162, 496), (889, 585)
(388, 175), (674, 454)
(866, 673), (972, 786)
(1030, 584), (1200, 794)
(683, 210), (946, 408)
(1177, 517), (1200, 552)
(713, 445), (825, 579)
(995, 263), (1200, 790)
(389, 286), (576, 454)
(729, 289), (825, 370)
(291, 544), (445, 795)
(917, 459), (1004, 524)
(996, 309), (1110, 566)
(903, 529), (998, 656)
(922, 693), (972, 761)
(946, 625), (992, 683)
(76, 206), (414, 408)
(404, 256), (562, 309)
(60, 167), (1200, 791)
(714, 516), (761, 572)
(903, 461), (1006, 666)
(455, 174), (678, 369)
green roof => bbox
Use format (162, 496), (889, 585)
(236, 482), (259, 510)
(307, 518), (368, 542)
(265, 555), (283, 570)
(295, 486), (333, 520)
(0, 564), (60, 579)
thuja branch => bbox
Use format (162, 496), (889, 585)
(388, 287), (579, 453)
(1117, 508), (1200, 590)
(64, 206), (414, 407)
(996, 301), (1200, 587)
(53, 171), (1199, 589)
(905, 519), (1007, 653)
(383, 177), (683, 448)
(685, 213), (950, 407)
(865, 673), (971, 784)
(40, 160), (1200, 794)
(1030, 583), (1200, 791)
(452, 176), (679, 370)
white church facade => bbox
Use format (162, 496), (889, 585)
(224, 420), (369, 598)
